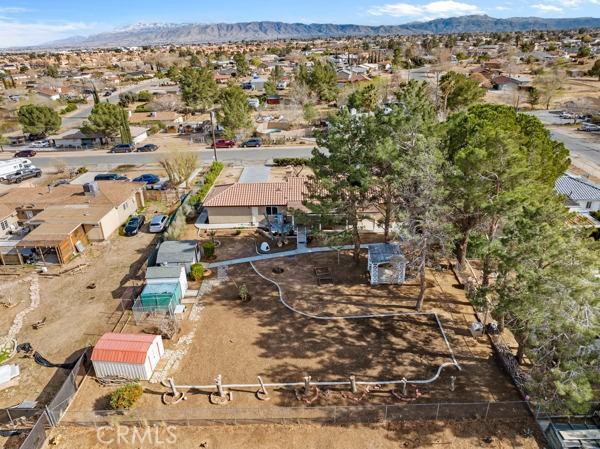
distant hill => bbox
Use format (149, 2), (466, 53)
(40, 15), (600, 49)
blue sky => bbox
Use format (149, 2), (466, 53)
(1, 0), (599, 47)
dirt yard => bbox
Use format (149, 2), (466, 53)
(0, 230), (158, 410)
(69, 248), (520, 413)
(47, 420), (544, 449)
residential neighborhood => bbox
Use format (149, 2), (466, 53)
(0, 3), (599, 449)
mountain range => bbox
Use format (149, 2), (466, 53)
(42, 15), (600, 48)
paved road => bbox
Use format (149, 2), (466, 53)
(548, 128), (600, 167)
(0, 145), (316, 169)
(61, 79), (161, 129)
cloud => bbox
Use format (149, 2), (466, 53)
(0, 7), (29, 14)
(367, 1), (482, 19)
(0, 19), (97, 47)
(531, 3), (564, 12)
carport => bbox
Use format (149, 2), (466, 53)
(17, 223), (88, 265)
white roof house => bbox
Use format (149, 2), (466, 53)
(555, 174), (600, 212)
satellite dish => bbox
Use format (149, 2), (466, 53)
(260, 242), (271, 253)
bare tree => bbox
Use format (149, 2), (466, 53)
(159, 151), (198, 188)
(535, 66), (566, 110)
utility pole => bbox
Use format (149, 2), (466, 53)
(210, 110), (218, 162)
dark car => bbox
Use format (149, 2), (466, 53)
(241, 138), (262, 148)
(109, 143), (135, 153)
(133, 174), (160, 184)
(214, 139), (236, 148)
(94, 173), (128, 181)
(137, 144), (158, 152)
(6, 168), (42, 184)
(123, 215), (146, 236)
(103, 91), (112, 97)
(15, 150), (37, 157)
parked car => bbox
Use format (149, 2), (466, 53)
(6, 168), (42, 184)
(137, 144), (158, 152)
(149, 214), (169, 233)
(103, 91), (112, 97)
(15, 150), (37, 157)
(109, 143), (135, 153)
(579, 123), (600, 132)
(247, 98), (260, 109)
(241, 138), (262, 148)
(123, 215), (146, 236)
(214, 139), (236, 148)
(30, 140), (49, 149)
(94, 173), (128, 181)
(133, 174), (160, 184)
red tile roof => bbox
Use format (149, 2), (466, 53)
(203, 177), (308, 207)
(91, 333), (160, 365)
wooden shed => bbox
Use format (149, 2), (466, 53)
(91, 333), (164, 381)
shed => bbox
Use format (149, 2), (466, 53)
(140, 282), (182, 310)
(155, 240), (199, 274)
(146, 266), (188, 297)
(91, 333), (164, 381)
(545, 422), (600, 449)
(367, 243), (406, 285)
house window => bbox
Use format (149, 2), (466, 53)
(585, 201), (592, 209)
(0, 220), (8, 231)
(266, 206), (279, 216)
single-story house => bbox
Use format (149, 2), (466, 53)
(491, 75), (530, 91)
(203, 177), (308, 227)
(155, 240), (200, 274)
(36, 87), (61, 101)
(555, 173), (600, 212)
(129, 126), (149, 145)
(0, 181), (145, 264)
(49, 130), (106, 149)
(91, 333), (164, 381)
(128, 111), (183, 129)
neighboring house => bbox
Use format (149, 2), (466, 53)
(202, 177), (308, 227)
(555, 173), (600, 212)
(37, 87), (61, 101)
(128, 111), (183, 129)
(0, 205), (18, 238)
(155, 240), (200, 274)
(491, 75), (528, 91)
(0, 181), (145, 264)
(49, 129), (106, 149)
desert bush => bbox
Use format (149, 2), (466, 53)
(190, 263), (204, 281)
(109, 383), (143, 410)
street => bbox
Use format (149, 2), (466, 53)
(0, 145), (316, 169)
(60, 78), (161, 129)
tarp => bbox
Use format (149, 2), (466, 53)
(0, 364), (19, 386)
(140, 282), (182, 309)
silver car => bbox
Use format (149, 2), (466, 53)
(149, 214), (168, 233)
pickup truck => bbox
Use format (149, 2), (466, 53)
(6, 168), (42, 184)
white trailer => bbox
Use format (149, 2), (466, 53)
(0, 158), (35, 181)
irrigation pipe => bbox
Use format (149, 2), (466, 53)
(249, 261), (461, 371)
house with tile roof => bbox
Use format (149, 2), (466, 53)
(0, 181), (145, 265)
(202, 177), (308, 228)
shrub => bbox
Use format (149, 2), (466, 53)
(202, 241), (216, 259)
(60, 102), (77, 115)
(189, 161), (224, 206)
(273, 158), (307, 167)
(75, 167), (88, 174)
(109, 383), (143, 410)
(190, 263), (204, 281)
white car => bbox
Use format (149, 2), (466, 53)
(149, 214), (169, 233)
(247, 98), (260, 109)
(30, 140), (50, 148)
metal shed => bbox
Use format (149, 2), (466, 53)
(91, 333), (164, 381)
(146, 266), (188, 297)
(545, 422), (600, 449)
(155, 240), (199, 274)
(367, 243), (407, 285)
(139, 282), (182, 310)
